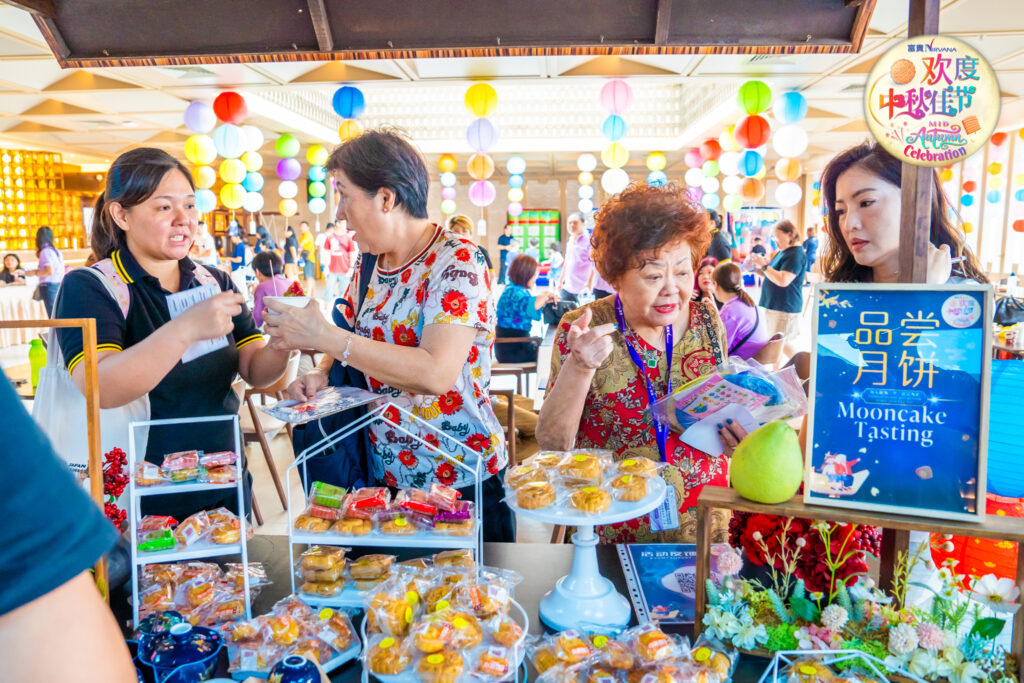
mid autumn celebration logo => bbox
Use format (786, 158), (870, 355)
(865, 35), (999, 167)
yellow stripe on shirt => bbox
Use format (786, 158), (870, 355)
(66, 344), (123, 375)
(235, 333), (263, 351)
(112, 250), (133, 284)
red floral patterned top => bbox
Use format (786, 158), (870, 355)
(550, 297), (732, 543)
(342, 226), (506, 489)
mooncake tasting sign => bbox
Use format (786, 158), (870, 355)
(865, 35), (999, 167)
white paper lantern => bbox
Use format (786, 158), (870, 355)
(506, 156), (527, 175)
(722, 175), (742, 195)
(601, 168), (629, 194)
(242, 192), (264, 213)
(775, 181), (803, 207)
(701, 177), (720, 194)
(578, 184), (595, 200)
(684, 168), (705, 187)
(701, 193), (720, 210)
(772, 125), (809, 158)
(577, 153), (598, 172)
(241, 125), (264, 153)
(277, 181), (298, 199)
(440, 172), (457, 187)
(718, 151), (740, 177)
(578, 198), (594, 213)
(308, 197), (327, 214)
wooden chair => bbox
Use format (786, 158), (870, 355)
(491, 336), (541, 395)
(239, 352), (300, 509)
(753, 332), (786, 369)
(488, 388), (517, 467)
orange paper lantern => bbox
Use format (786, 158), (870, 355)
(700, 139), (723, 161)
(991, 132), (1008, 146)
(438, 154), (457, 173)
(466, 154), (495, 180)
(775, 158), (802, 182)
(963, 180), (977, 193)
(739, 177), (765, 203)
(1013, 219), (1024, 233)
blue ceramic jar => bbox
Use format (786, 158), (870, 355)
(268, 655), (320, 683)
(142, 622), (221, 683)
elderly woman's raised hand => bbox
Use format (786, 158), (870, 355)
(566, 308), (616, 370)
(263, 298), (332, 352)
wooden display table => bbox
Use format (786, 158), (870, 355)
(694, 486), (1024, 671)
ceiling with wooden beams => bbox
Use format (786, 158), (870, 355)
(0, 0), (1022, 178)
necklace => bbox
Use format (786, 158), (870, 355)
(381, 223), (434, 271)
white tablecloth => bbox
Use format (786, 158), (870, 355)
(0, 284), (48, 347)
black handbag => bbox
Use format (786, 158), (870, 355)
(995, 296), (1024, 326)
(291, 254), (377, 492)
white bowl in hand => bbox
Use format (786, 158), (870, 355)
(263, 295), (312, 312)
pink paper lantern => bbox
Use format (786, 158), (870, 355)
(684, 149), (704, 169)
(468, 180), (496, 207)
(441, 186), (457, 200)
(600, 79), (633, 114)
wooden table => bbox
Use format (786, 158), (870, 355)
(0, 284), (47, 347)
(993, 340), (1024, 358)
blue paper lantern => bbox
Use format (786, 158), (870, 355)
(1015, 189), (1024, 202)
(308, 165), (327, 182)
(739, 150), (764, 177)
(195, 188), (217, 213)
(772, 91), (809, 125)
(813, 181), (821, 190)
(242, 172), (264, 193)
(601, 115), (627, 142)
(647, 170), (668, 187)
(987, 190), (1002, 204)
(212, 124), (246, 159)
(508, 174), (524, 189)
(331, 86), (366, 119)
(961, 195), (975, 207)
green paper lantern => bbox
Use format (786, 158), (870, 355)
(737, 80), (772, 115)
(275, 134), (300, 158)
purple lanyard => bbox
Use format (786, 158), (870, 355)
(613, 294), (672, 462)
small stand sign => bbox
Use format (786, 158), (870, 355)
(806, 283), (993, 521)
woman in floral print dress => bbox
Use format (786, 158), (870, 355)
(536, 183), (748, 544)
(265, 129), (513, 542)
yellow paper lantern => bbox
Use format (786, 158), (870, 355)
(989, 175), (1005, 189)
(939, 169), (953, 183)
(962, 221), (973, 233)
(306, 144), (328, 167)
(578, 171), (594, 185)
(719, 126), (741, 153)
(338, 119), (362, 142)
(464, 83), (498, 118)
(774, 158), (802, 183)
(192, 165), (216, 190)
(219, 158), (247, 184)
(466, 154), (495, 180)
(279, 198), (298, 217)
(438, 154), (457, 173)
(989, 162), (1003, 175)
(1014, 173), (1024, 187)
(508, 188), (524, 203)
(646, 152), (667, 172)
(601, 143), (629, 170)
(219, 183), (246, 209)
(241, 151), (263, 173)
(184, 134), (216, 165)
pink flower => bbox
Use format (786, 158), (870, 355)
(717, 548), (744, 577)
(916, 623), (944, 652)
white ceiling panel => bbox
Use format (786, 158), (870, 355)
(53, 90), (187, 114)
(0, 58), (68, 90)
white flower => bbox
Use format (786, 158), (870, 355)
(733, 619), (768, 650)
(908, 649), (939, 679)
(702, 608), (741, 641)
(820, 604), (849, 631)
(969, 575), (1021, 614)
(794, 627), (814, 650)
(795, 537), (806, 548)
(888, 623), (919, 656)
(948, 660), (984, 683)
(884, 654), (912, 672)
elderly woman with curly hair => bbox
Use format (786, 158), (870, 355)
(536, 183), (747, 544)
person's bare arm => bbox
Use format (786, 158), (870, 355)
(763, 267), (797, 287)
(237, 340), (291, 389)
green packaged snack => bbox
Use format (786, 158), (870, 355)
(138, 529), (176, 552)
(312, 481), (346, 508)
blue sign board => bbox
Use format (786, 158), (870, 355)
(806, 284), (992, 522)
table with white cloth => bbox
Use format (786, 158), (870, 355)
(0, 283), (47, 347)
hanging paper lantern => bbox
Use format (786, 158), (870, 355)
(702, 160), (719, 178)
(1014, 219), (1024, 233)
(989, 162), (1003, 175)
(776, 182), (803, 207)
(646, 152), (666, 172)
(722, 175), (742, 195)
(277, 180), (298, 199)
(772, 125), (809, 158)
(440, 172), (457, 187)
(192, 165), (216, 190)
(991, 132), (1008, 146)
(718, 151), (740, 177)
(647, 170), (668, 187)
(739, 150), (764, 177)
(577, 153), (598, 172)
(990, 175), (1005, 189)
(577, 199), (594, 213)
(1014, 173), (1024, 187)
(468, 180), (496, 207)
(332, 86), (366, 119)
(466, 118), (499, 152)
(961, 195), (975, 207)
(737, 80), (772, 115)
(506, 156), (526, 175)
(219, 183), (246, 209)
(242, 191), (265, 213)
(440, 187), (456, 201)
(308, 181), (327, 199)
(275, 134), (300, 158)
(601, 168), (630, 194)
(601, 143), (629, 169)
(723, 194), (743, 213)
(930, 495), (1022, 587)
(775, 158), (803, 182)
(240, 151), (263, 173)
(740, 178), (765, 203)
(939, 169), (954, 183)
(338, 119), (362, 142)
(219, 158), (247, 184)
(963, 222), (974, 233)
(508, 187), (525, 203)
(184, 101), (217, 134)
(701, 177), (720, 194)
(241, 125), (264, 153)
(508, 174), (524, 189)
(700, 139), (723, 161)
(578, 184), (595, 200)
(578, 171), (594, 186)
(184, 134), (217, 165)
(213, 91), (248, 124)
(988, 190), (1002, 204)
(276, 158), (302, 181)
(684, 149), (704, 169)
(440, 199), (457, 214)
(438, 154), (458, 173)
(719, 126), (741, 153)
(734, 115), (771, 149)
(963, 180), (977, 193)
(306, 145), (328, 167)
(684, 168), (705, 187)
(508, 202), (524, 217)
(464, 83), (498, 117)
(599, 79), (633, 114)
(242, 172), (265, 193)
(964, 164), (980, 180)
(278, 198), (298, 217)
(772, 91), (809, 125)
(1016, 189), (1024, 202)
(701, 193), (720, 210)
(194, 188), (217, 213)
(601, 115), (627, 142)
(308, 197), (327, 214)
(308, 166), (327, 182)
(467, 153), (495, 180)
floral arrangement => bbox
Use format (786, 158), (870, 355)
(102, 446), (128, 530)
(704, 521), (1020, 683)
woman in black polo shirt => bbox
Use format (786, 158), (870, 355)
(751, 219), (807, 358)
(55, 148), (290, 520)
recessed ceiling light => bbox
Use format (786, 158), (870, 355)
(123, 120), (138, 127)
